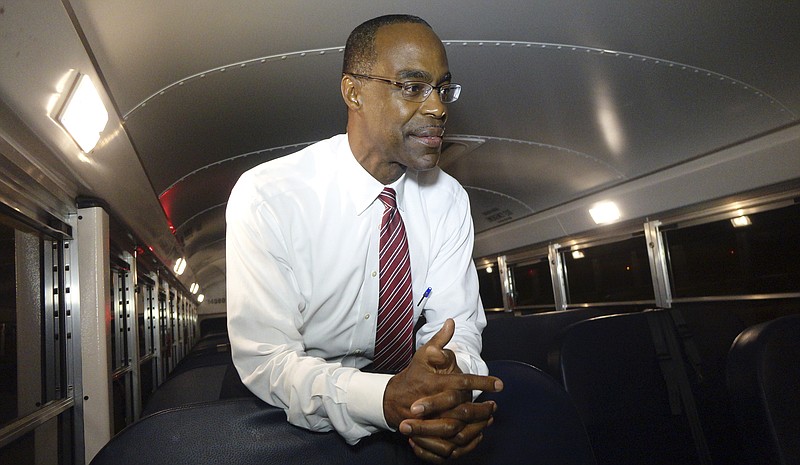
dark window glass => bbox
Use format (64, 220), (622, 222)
(112, 375), (130, 433)
(138, 311), (146, 358)
(563, 236), (654, 303)
(140, 358), (154, 407)
(509, 258), (555, 306)
(477, 266), (504, 310)
(665, 203), (800, 297)
(0, 223), (17, 425)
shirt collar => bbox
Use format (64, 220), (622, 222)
(339, 134), (409, 215)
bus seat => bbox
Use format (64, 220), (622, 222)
(726, 313), (800, 465)
(90, 398), (399, 465)
(93, 360), (595, 465)
(140, 364), (230, 417)
(551, 311), (711, 465)
(462, 359), (597, 465)
(481, 308), (613, 377)
(166, 346), (232, 378)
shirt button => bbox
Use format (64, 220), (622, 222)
(371, 271), (377, 277)
(354, 349), (362, 355)
(364, 313), (371, 320)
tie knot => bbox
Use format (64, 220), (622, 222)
(379, 187), (397, 210)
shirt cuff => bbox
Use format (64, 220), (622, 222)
(345, 370), (393, 431)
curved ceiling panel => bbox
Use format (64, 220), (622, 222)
(159, 143), (311, 230)
(443, 42), (795, 175)
(444, 136), (624, 213)
(124, 52), (345, 193)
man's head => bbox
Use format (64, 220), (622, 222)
(342, 15), (431, 75)
(341, 15), (456, 185)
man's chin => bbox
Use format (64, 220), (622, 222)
(412, 154), (440, 171)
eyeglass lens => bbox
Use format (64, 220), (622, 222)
(402, 83), (460, 103)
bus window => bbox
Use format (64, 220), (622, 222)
(562, 236), (655, 304)
(665, 202), (800, 297)
(477, 263), (504, 311)
(509, 258), (555, 308)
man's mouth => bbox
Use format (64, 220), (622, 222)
(410, 127), (445, 148)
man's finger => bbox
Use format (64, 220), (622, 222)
(449, 419), (490, 447)
(408, 376), (503, 418)
(438, 400), (496, 422)
(408, 437), (450, 464)
(400, 417), (465, 438)
(448, 431), (485, 460)
(425, 318), (455, 351)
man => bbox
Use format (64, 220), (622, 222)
(226, 14), (502, 463)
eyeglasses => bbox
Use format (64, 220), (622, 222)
(347, 73), (462, 103)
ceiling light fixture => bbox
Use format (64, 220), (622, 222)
(173, 257), (187, 276)
(730, 216), (752, 228)
(589, 201), (621, 225)
(56, 73), (109, 153)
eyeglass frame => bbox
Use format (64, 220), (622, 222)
(344, 73), (462, 103)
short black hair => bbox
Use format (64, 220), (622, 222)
(342, 14), (431, 75)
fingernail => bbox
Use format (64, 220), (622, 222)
(494, 379), (504, 391)
(399, 423), (412, 434)
(410, 404), (425, 415)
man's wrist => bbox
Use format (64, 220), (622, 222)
(345, 370), (393, 430)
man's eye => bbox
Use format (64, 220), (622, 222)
(403, 83), (426, 94)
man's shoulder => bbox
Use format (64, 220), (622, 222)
(235, 134), (345, 193)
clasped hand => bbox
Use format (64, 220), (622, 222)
(383, 319), (504, 463)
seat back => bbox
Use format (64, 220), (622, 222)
(481, 308), (614, 377)
(727, 313), (800, 465)
(551, 311), (709, 465)
(462, 360), (596, 465)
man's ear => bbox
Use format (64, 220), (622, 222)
(341, 74), (361, 110)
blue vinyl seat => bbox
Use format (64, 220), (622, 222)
(461, 359), (596, 465)
(727, 313), (800, 465)
(550, 311), (712, 465)
(92, 360), (594, 465)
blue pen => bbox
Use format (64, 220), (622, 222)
(417, 287), (432, 306)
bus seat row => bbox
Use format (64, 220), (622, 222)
(140, 333), (249, 417)
(92, 359), (597, 465)
(482, 306), (799, 465)
(481, 307), (627, 378)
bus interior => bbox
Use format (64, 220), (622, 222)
(1, 1), (799, 464)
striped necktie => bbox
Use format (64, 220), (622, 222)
(373, 187), (414, 373)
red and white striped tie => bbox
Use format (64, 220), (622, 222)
(373, 187), (414, 373)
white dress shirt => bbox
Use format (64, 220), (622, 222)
(226, 133), (487, 444)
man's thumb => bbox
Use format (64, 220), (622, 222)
(427, 318), (455, 350)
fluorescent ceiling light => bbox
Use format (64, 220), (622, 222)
(190, 283), (199, 294)
(572, 250), (585, 259)
(485, 266), (493, 274)
(731, 216), (752, 228)
(57, 74), (109, 153)
(173, 257), (187, 275)
(197, 294), (205, 303)
(589, 201), (621, 225)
